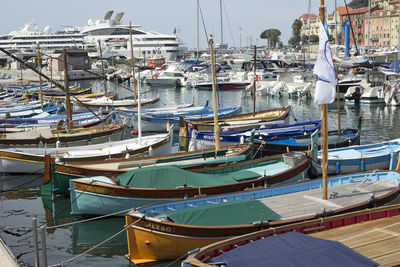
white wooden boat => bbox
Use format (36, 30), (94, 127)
(73, 95), (160, 112)
(0, 129), (173, 174)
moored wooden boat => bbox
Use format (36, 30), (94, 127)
(125, 170), (400, 264)
(183, 204), (400, 266)
(69, 152), (310, 216)
(135, 106), (241, 132)
(188, 120), (322, 151)
(73, 95), (160, 112)
(0, 124), (124, 148)
(179, 106), (291, 137)
(42, 144), (254, 197)
(318, 138), (400, 174)
(0, 130), (172, 174)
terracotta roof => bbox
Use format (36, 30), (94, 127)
(300, 14), (318, 21)
(337, 6), (369, 15)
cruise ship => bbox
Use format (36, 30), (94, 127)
(0, 11), (187, 61)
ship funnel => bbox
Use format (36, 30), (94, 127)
(114, 12), (124, 22)
(104, 10), (114, 20)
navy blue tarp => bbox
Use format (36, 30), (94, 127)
(211, 232), (378, 267)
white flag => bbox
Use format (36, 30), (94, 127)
(313, 21), (337, 105)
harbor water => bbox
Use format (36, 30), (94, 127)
(1, 81), (400, 266)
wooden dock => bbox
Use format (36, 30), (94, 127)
(311, 214), (400, 265)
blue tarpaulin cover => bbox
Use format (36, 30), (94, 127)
(389, 61), (400, 73)
(211, 232), (378, 267)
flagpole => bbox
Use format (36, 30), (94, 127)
(320, 0), (328, 200)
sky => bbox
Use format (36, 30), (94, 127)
(0, 0), (336, 48)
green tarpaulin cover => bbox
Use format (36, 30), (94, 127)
(117, 165), (261, 189)
(163, 199), (281, 226)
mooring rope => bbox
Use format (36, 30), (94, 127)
(48, 216), (143, 267)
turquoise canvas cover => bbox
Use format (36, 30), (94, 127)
(163, 199), (281, 226)
(116, 166), (261, 189)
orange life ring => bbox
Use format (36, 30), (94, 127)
(152, 74), (158, 79)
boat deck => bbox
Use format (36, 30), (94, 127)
(311, 213), (400, 265)
(260, 180), (398, 220)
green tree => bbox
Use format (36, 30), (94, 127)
(260, 29), (281, 48)
(288, 19), (303, 48)
(309, 35), (319, 43)
(348, 0), (368, 9)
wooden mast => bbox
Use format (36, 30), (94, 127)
(98, 40), (107, 93)
(337, 71), (341, 136)
(36, 43), (43, 110)
(253, 45), (256, 116)
(129, 21), (137, 102)
(209, 35), (220, 150)
(63, 49), (72, 131)
(320, 0), (328, 200)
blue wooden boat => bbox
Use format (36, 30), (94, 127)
(0, 105), (64, 119)
(319, 139), (400, 174)
(189, 120), (321, 150)
(134, 106), (241, 132)
(125, 170), (400, 263)
(0, 110), (115, 129)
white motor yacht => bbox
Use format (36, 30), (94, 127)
(145, 65), (187, 87)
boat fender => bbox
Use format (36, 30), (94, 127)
(148, 146), (153, 156)
(56, 140), (61, 148)
(368, 193), (376, 208)
(167, 120), (171, 132)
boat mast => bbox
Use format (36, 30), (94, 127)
(138, 67), (142, 144)
(368, 0), (371, 59)
(209, 35), (220, 150)
(220, 0), (223, 48)
(335, 0), (338, 46)
(98, 40), (107, 93)
(36, 43), (43, 110)
(320, 0), (328, 200)
(63, 48), (72, 131)
(253, 45), (256, 116)
(130, 22), (137, 102)
(197, 0), (200, 58)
